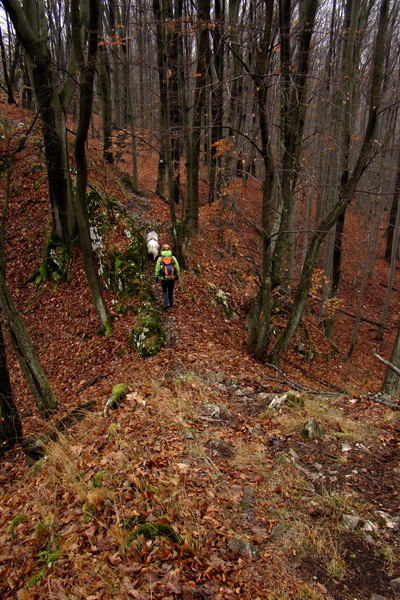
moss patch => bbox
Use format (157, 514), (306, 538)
(130, 304), (166, 357)
(125, 522), (183, 547)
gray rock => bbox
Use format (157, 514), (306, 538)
(343, 514), (361, 530)
(362, 520), (377, 532)
(270, 521), (292, 539)
(370, 594), (387, 600)
(257, 392), (273, 401)
(203, 402), (221, 417)
(390, 578), (400, 591)
(302, 417), (325, 440)
(227, 536), (258, 557)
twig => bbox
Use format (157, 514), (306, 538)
(265, 363), (313, 393)
(76, 372), (113, 393)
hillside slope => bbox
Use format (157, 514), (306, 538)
(0, 99), (399, 600)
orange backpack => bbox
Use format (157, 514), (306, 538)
(160, 255), (176, 279)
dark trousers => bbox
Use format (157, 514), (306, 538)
(161, 280), (175, 307)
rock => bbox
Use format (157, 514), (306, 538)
(343, 514), (361, 530)
(234, 389), (245, 396)
(288, 448), (299, 460)
(362, 520), (377, 532)
(341, 443), (352, 452)
(390, 578), (400, 591)
(183, 427), (195, 440)
(227, 536), (258, 557)
(370, 594), (387, 600)
(301, 417), (325, 440)
(206, 438), (236, 459)
(203, 402), (221, 417)
(270, 521), (292, 539)
(257, 392), (273, 401)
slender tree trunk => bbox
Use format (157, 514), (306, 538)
(382, 325), (400, 396)
(186, 0), (210, 231)
(208, 0), (224, 203)
(71, 0), (111, 334)
(98, 43), (114, 164)
(385, 145), (400, 261)
(0, 322), (22, 453)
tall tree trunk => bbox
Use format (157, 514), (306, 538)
(98, 42), (114, 164)
(0, 322), (22, 453)
(186, 0), (211, 231)
(71, 0), (111, 334)
(208, 0), (224, 203)
(385, 144), (400, 261)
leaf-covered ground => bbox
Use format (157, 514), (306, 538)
(0, 98), (399, 600)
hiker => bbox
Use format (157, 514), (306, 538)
(155, 244), (180, 309)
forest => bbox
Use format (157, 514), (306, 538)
(0, 0), (400, 599)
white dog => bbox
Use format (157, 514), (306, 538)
(147, 231), (159, 260)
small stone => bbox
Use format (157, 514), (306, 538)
(370, 594), (387, 600)
(341, 443), (352, 452)
(362, 520), (377, 532)
(390, 578), (400, 591)
(343, 514), (361, 530)
(227, 536), (258, 557)
(270, 521), (292, 539)
(257, 392), (272, 401)
(234, 389), (245, 396)
(203, 402), (221, 417)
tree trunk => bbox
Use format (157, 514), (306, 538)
(0, 268), (57, 418)
(71, 0), (111, 335)
(0, 322), (22, 454)
(98, 42), (114, 164)
(186, 0), (211, 231)
(381, 329), (400, 396)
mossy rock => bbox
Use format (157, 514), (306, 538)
(30, 235), (74, 287)
(125, 522), (183, 547)
(130, 305), (166, 357)
(103, 244), (148, 299)
(103, 384), (129, 416)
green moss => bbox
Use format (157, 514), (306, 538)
(112, 384), (129, 399)
(26, 567), (46, 589)
(125, 522), (183, 547)
(103, 384), (129, 416)
(29, 234), (74, 287)
(208, 283), (234, 319)
(9, 515), (28, 540)
(130, 305), (166, 357)
(103, 244), (148, 299)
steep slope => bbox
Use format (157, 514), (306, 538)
(0, 98), (399, 600)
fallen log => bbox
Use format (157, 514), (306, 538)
(21, 400), (96, 464)
(374, 353), (400, 378)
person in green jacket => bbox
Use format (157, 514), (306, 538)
(155, 244), (180, 309)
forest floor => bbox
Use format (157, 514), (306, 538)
(0, 99), (400, 600)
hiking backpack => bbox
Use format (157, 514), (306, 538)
(160, 255), (176, 279)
